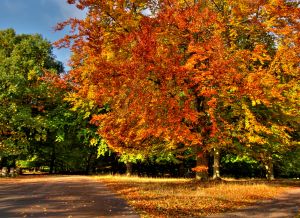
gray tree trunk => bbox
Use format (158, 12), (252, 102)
(49, 144), (56, 174)
(126, 162), (133, 176)
(265, 156), (274, 180)
(1, 167), (8, 177)
(9, 167), (16, 177)
(213, 148), (221, 180)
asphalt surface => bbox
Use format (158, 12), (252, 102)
(208, 187), (300, 218)
(0, 176), (140, 218)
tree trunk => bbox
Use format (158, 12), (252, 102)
(195, 151), (209, 180)
(49, 145), (56, 174)
(178, 163), (185, 177)
(265, 156), (274, 180)
(85, 152), (93, 175)
(0, 157), (7, 168)
(9, 167), (16, 177)
(126, 162), (133, 176)
(213, 148), (221, 180)
(1, 167), (8, 177)
(193, 95), (209, 180)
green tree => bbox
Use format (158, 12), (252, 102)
(0, 28), (63, 167)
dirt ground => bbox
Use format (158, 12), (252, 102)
(0, 175), (139, 218)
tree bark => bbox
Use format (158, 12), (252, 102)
(213, 148), (221, 180)
(195, 150), (209, 180)
(265, 156), (274, 180)
(49, 145), (56, 174)
(178, 162), (185, 177)
(85, 152), (93, 175)
(1, 167), (8, 177)
(126, 162), (133, 176)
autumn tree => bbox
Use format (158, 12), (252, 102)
(57, 0), (299, 179)
(215, 0), (300, 179)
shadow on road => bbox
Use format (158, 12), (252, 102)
(0, 176), (139, 218)
(208, 188), (300, 218)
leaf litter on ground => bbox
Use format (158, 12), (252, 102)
(95, 175), (299, 218)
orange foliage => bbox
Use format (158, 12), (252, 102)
(192, 165), (209, 172)
(56, 0), (299, 154)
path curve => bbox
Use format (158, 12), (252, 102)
(208, 187), (300, 218)
(0, 175), (140, 218)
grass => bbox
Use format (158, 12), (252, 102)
(95, 175), (298, 217)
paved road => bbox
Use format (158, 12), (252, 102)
(208, 187), (300, 218)
(0, 176), (140, 218)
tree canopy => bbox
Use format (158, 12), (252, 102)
(0, 29), (63, 159)
(56, 0), (299, 178)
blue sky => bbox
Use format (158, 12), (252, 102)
(0, 0), (86, 71)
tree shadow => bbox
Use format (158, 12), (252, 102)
(0, 176), (140, 217)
